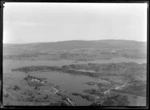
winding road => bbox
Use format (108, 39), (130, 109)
(104, 82), (129, 95)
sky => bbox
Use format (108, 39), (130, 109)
(3, 3), (147, 44)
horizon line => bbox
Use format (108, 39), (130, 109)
(3, 39), (147, 45)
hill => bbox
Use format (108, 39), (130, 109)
(3, 39), (146, 50)
(3, 40), (147, 61)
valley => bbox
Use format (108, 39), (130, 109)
(3, 40), (147, 106)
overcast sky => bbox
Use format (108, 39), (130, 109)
(3, 3), (147, 44)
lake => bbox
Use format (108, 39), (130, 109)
(3, 58), (146, 106)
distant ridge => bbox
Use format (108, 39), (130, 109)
(3, 39), (146, 45)
(3, 39), (146, 51)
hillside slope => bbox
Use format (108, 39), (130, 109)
(3, 40), (147, 61)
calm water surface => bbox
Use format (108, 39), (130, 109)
(3, 58), (146, 106)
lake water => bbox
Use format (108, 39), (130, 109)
(3, 58), (146, 73)
(3, 58), (146, 106)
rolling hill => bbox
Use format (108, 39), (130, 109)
(3, 40), (147, 60)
